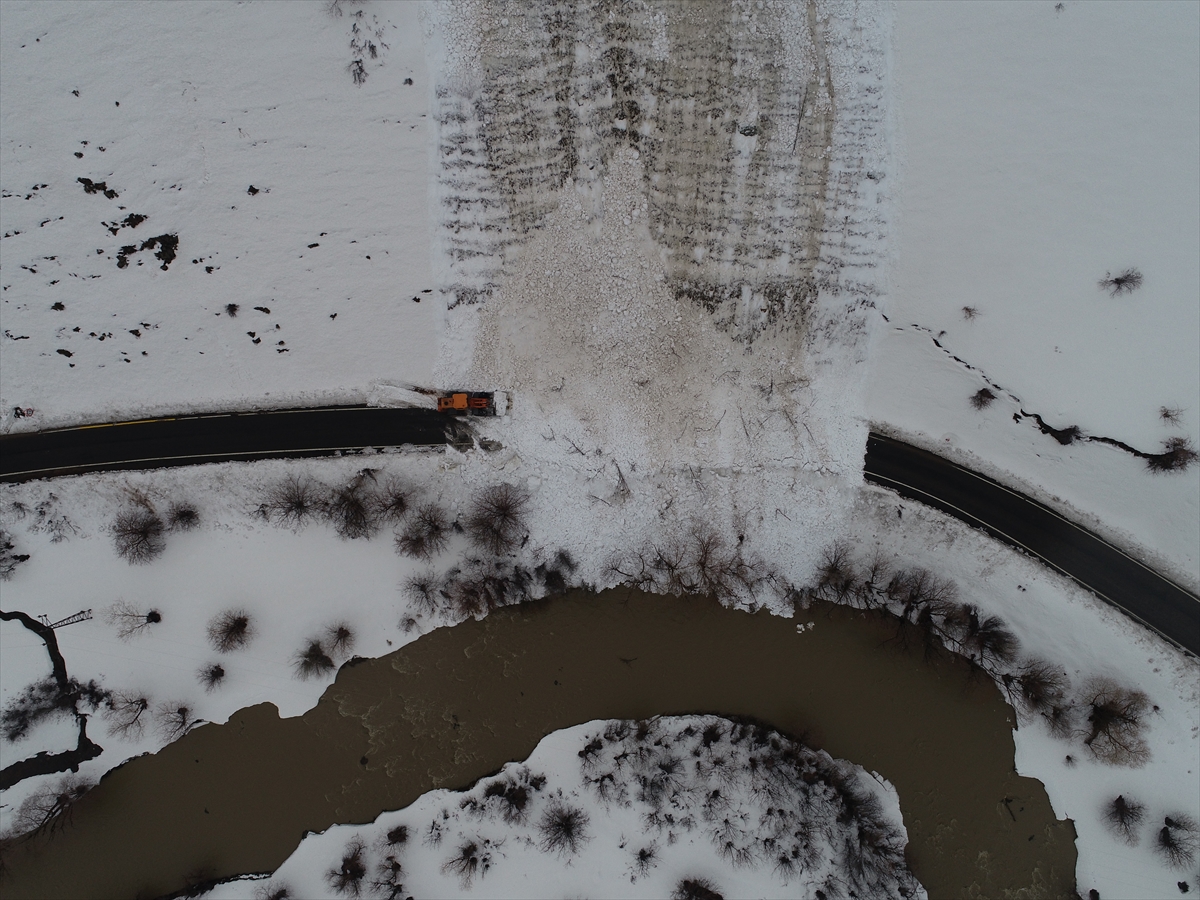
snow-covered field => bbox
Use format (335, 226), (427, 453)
(2, 1), (1198, 898)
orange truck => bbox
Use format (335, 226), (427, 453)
(436, 391), (507, 416)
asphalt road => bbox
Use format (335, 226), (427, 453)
(0, 407), (475, 482)
(865, 432), (1200, 656)
(3, 414), (1194, 654)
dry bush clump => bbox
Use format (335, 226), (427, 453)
(294, 639), (336, 680)
(970, 388), (997, 410)
(1, 529), (31, 580)
(1002, 659), (1068, 721)
(253, 882), (293, 900)
(112, 507), (166, 563)
(1145, 436), (1198, 474)
(260, 475), (323, 528)
(465, 483), (530, 555)
(1158, 405), (1183, 425)
(1081, 677), (1151, 766)
(610, 526), (761, 606)
(207, 608), (254, 652)
(326, 836), (368, 897)
(395, 503), (450, 559)
(537, 802), (591, 857)
(1098, 267), (1143, 296)
(371, 476), (411, 523)
(1155, 813), (1198, 869)
(673, 877), (724, 900)
(103, 599), (163, 640)
(402, 570), (443, 617)
(1103, 794), (1145, 845)
(166, 502), (200, 531)
(325, 622), (356, 659)
(325, 478), (379, 540)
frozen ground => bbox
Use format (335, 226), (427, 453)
(2, 1), (1198, 898)
(869, 0), (1200, 587)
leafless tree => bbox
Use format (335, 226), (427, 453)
(103, 690), (151, 739)
(112, 508), (166, 563)
(673, 877), (724, 900)
(10, 774), (94, 835)
(1155, 813), (1198, 868)
(294, 639), (335, 680)
(103, 599), (163, 640)
(395, 503), (450, 559)
(326, 836), (368, 897)
(402, 571), (443, 616)
(442, 839), (493, 889)
(207, 608), (255, 652)
(1081, 677), (1151, 766)
(154, 700), (197, 742)
(1103, 794), (1145, 844)
(253, 881), (293, 900)
(1003, 659), (1068, 718)
(1098, 267), (1143, 296)
(465, 483), (530, 554)
(0, 529), (30, 580)
(197, 663), (226, 692)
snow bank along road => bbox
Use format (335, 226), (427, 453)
(4, 413), (1197, 655)
(866, 433), (1200, 656)
(0, 407), (476, 481)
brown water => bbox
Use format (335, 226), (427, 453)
(1, 589), (1076, 899)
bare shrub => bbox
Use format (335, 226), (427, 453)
(198, 663), (226, 692)
(154, 700), (196, 742)
(961, 606), (1019, 668)
(371, 852), (405, 899)
(1156, 814), (1198, 869)
(970, 388), (997, 410)
(442, 839), (493, 889)
(538, 802), (590, 856)
(103, 599), (163, 640)
(207, 608), (254, 652)
(630, 841), (659, 877)
(1081, 677), (1150, 766)
(103, 691), (151, 739)
(372, 476), (411, 523)
(112, 508), (166, 563)
(673, 876), (724, 900)
(395, 503), (450, 559)
(961, 305), (979, 319)
(0, 529), (31, 580)
(326, 836), (368, 897)
(1103, 794), (1145, 844)
(465, 483), (530, 554)
(1159, 405), (1184, 425)
(817, 541), (858, 601)
(294, 639), (335, 680)
(261, 475), (323, 528)
(325, 622), (356, 659)
(1003, 659), (1068, 718)
(253, 882), (292, 900)
(403, 570), (443, 616)
(166, 502), (200, 531)
(325, 479), (378, 540)
(11, 774), (94, 835)
(1098, 267), (1143, 296)
(1146, 436), (1198, 473)
(225, 303), (239, 317)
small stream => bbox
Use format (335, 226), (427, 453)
(1, 589), (1076, 899)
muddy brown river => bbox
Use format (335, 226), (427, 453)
(1, 589), (1076, 898)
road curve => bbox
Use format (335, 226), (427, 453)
(865, 432), (1200, 656)
(0, 406), (474, 483)
(3, 414), (1194, 654)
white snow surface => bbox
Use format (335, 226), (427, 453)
(2, 2), (1199, 899)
